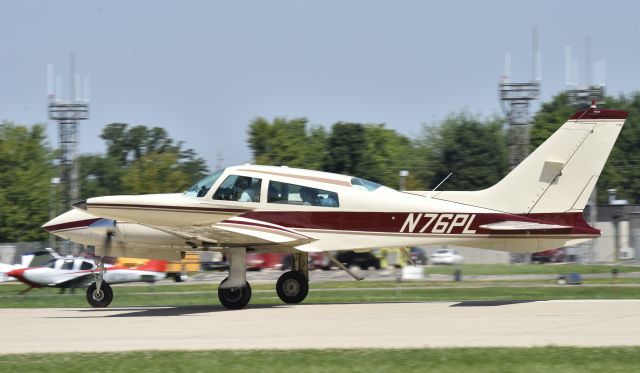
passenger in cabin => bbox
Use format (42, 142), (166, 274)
(300, 187), (322, 206)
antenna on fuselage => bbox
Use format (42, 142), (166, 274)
(431, 172), (453, 192)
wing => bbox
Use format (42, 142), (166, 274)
(51, 272), (96, 288)
(153, 217), (316, 249)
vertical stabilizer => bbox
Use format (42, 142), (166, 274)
(432, 107), (627, 214)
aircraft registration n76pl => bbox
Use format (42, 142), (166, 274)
(44, 105), (628, 309)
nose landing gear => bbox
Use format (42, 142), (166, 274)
(86, 281), (113, 308)
(87, 255), (113, 308)
(218, 277), (252, 309)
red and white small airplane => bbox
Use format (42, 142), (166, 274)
(44, 105), (627, 309)
(8, 257), (166, 301)
(0, 249), (59, 283)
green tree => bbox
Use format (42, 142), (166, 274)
(80, 123), (208, 198)
(247, 117), (327, 169)
(324, 122), (367, 177)
(0, 122), (54, 242)
(121, 152), (194, 194)
(326, 123), (417, 187)
(529, 93), (575, 149)
(418, 113), (506, 191)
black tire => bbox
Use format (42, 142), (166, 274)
(86, 282), (113, 308)
(276, 271), (309, 304)
(218, 277), (252, 310)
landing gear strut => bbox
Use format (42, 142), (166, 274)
(217, 248), (252, 309)
(87, 255), (113, 308)
(276, 252), (309, 304)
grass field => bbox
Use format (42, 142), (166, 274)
(1, 279), (639, 308)
(424, 263), (640, 276)
(0, 347), (639, 372)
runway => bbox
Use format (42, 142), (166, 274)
(1, 300), (640, 353)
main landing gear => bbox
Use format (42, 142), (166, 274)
(216, 250), (310, 310)
(276, 252), (309, 304)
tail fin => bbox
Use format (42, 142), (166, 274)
(432, 107), (628, 214)
(135, 260), (167, 272)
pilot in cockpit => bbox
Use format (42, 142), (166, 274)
(237, 177), (259, 202)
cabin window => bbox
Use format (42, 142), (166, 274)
(61, 260), (74, 270)
(351, 177), (382, 191)
(268, 181), (339, 207)
(212, 175), (262, 202)
(184, 168), (226, 197)
(80, 261), (94, 270)
(43, 259), (56, 268)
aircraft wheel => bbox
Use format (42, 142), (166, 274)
(276, 271), (309, 304)
(218, 278), (252, 310)
(86, 282), (113, 308)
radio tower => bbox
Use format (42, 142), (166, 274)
(47, 54), (90, 210)
(565, 36), (606, 109)
(499, 27), (541, 170)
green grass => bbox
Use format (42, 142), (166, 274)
(1, 347), (639, 372)
(1, 281), (639, 308)
(424, 263), (640, 276)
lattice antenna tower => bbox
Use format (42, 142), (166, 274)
(47, 54), (90, 210)
(499, 27), (541, 171)
(565, 36), (606, 108)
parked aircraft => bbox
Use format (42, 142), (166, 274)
(44, 105), (627, 309)
(7, 257), (166, 300)
(0, 249), (59, 282)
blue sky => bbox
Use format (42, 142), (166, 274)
(1, 0), (639, 169)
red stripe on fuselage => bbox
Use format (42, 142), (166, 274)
(240, 211), (599, 236)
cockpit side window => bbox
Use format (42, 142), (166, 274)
(268, 181), (339, 207)
(212, 175), (262, 202)
(80, 261), (94, 270)
(184, 168), (225, 197)
(351, 177), (382, 191)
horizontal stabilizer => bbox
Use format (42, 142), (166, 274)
(479, 221), (571, 231)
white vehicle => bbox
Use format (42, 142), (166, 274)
(430, 249), (464, 265)
(44, 105), (627, 309)
(8, 257), (166, 300)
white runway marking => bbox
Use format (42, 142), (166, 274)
(1, 300), (640, 353)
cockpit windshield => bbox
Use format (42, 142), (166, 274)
(184, 168), (225, 197)
(350, 177), (382, 191)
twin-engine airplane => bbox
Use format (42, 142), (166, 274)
(44, 105), (627, 309)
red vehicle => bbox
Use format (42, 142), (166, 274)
(531, 248), (564, 263)
(246, 252), (287, 271)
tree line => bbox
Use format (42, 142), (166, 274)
(2, 91), (640, 242)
